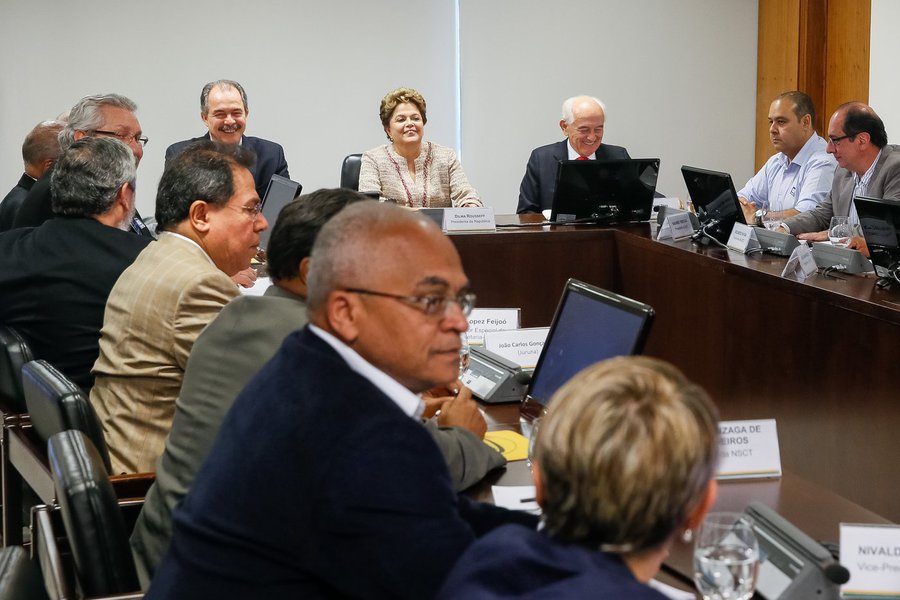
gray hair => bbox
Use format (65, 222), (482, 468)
(535, 356), (718, 554)
(22, 120), (65, 167)
(200, 80), (248, 115)
(51, 137), (136, 218)
(561, 95), (606, 125)
(59, 94), (138, 149)
(307, 202), (432, 312)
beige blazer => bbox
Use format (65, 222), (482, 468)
(90, 233), (238, 473)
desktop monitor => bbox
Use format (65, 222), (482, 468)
(854, 195), (900, 286)
(681, 165), (746, 245)
(258, 174), (302, 250)
(550, 158), (660, 224)
(525, 279), (655, 407)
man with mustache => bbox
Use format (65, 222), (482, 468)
(165, 79), (290, 200)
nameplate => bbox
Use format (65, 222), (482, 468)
(466, 308), (521, 345)
(484, 327), (550, 369)
(781, 242), (818, 280)
(727, 222), (762, 254)
(716, 419), (782, 479)
(657, 212), (695, 241)
(840, 523), (900, 598)
(443, 207), (496, 232)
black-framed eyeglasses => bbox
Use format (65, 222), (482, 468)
(226, 203), (263, 220)
(344, 287), (476, 317)
(828, 134), (853, 145)
(93, 130), (149, 147)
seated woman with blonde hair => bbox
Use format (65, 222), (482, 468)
(438, 356), (720, 599)
(358, 87), (482, 208)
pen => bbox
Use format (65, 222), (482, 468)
(520, 497), (536, 503)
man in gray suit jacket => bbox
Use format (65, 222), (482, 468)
(130, 188), (504, 588)
(517, 95), (630, 214)
(782, 102), (900, 241)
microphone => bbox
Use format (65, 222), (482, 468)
(824, 562), (850, 585)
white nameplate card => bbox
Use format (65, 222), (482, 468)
(657, 211), (695, 241)
(484, 327), (549, 369)
(727, 222), (762, 254)
(840, 523), (900, 599)
(781, 243), (818, 279)
(443, 207), (496, 232)
(716, 419), (782, 479)
(466, 308), (521, 345)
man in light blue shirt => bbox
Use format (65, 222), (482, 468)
(738, 91), (837, 226)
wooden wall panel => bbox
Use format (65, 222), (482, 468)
(824, 0), (871, 117)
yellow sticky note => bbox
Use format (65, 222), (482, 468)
(484, 430), (529, 461)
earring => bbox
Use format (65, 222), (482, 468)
(681, 528), (693, 544)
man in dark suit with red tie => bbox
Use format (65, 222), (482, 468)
(517, 95), (630, 214)
(165, 80), (290, 201)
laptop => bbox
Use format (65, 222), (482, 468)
(550, 158), (660, 224)
(854, 195), (900, 287)
(258, 174), (302, 250)
(523, 279), (655, 410)
(681, 165), (746, 245)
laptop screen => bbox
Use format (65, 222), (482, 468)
(259, 174), (302, 250)
(527, 279), (654, 406)
(550, 158), (660, 224)
(855, 195), (900, 278)
(681, 165), (745, 244)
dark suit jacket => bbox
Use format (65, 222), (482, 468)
(0, 173), (35, 232)
(165, 134), (290, 200)
(517, 140), (631, 214)
(437, 524), (667, 599)
(146, 327), (476, 599)
(0, 218), (150, 390)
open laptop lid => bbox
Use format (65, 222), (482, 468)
(550, 158), (660, 224)
(681, 165), (746, 244)
(258, 174), (302, 250)
(525, 279), (654, 407)
(854, 195), (900, 281)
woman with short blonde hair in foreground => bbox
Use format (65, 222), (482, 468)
(438, 356), (719, 599)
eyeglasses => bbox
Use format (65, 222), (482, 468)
(828, 134), (853, 145)
(344, 287), (476, 317)
(92, 130), (149, 147)
(226, 203), (263, 220)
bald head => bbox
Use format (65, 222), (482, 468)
(307, 202), (471, 392)
(560, 95), (607, 158)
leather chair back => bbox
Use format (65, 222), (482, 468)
(47, 430), (138, 596)
(341, 153), (363, 190)
(0, 546), (49, 600)
(0, 325), (34, 414)
(22, 360), (112, 474)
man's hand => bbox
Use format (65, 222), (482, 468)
(437, 386), (487, 439)
(847, 235), (870, 257)
(798, 230), (829, 242)
(232, 267), (258, 289)
(738, 196), (757, 224)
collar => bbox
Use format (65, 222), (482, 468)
(781, 133), (826, 168)
(854, 149), (882, 186)
(158, 231), (215, 266)
(308, 324), (424, 419)
(567, 139), (595, 160)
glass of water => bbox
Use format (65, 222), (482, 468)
(694, 512), (759, 600)
(829, 216), (852, 247)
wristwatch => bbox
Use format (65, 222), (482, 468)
(754, 209), (766, 227)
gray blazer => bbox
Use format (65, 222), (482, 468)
(783, 144), (900, 234)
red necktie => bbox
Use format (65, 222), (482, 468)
(576, 156), (589, 161)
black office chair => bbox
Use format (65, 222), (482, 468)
(0, 325), (33, 415)
(340, 153), (363, 190)
(0, 545), (49, 600)
(47, 430), (140, 597)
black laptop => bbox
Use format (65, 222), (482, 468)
(854, 195), (900, 287)
(523, 279), (655, 409)
(550, 158), (660, 224)
(258, 174), (302, 250)
(681, 165), (746, 244)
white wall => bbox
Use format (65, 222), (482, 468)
(0, 0), (757, 217)
(869, 0), (900, 141)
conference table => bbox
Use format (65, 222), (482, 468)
(450, 214), (900, 524)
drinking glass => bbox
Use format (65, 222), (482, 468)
(761, 207), (782, 230)
(829, 216), (852, 247)
(693, 512), (759, 600)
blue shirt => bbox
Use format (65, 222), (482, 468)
(737, 133), (837, 213)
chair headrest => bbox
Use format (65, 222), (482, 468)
(0, 325), (34, 413)
(0, 546), (49, 600)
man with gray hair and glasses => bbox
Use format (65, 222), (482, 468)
(166, 79), (290, 200)
(13, 93), (154, 236)
(0, 136), (150, 390)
